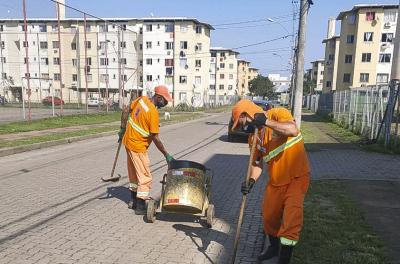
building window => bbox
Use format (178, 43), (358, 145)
(180, 41), (188, 49)
(384, 11), (396, 23)
(0, 57), (6, 63)
(0, 41), (4, 49)
(165, 24), (174, 33)
(72, 74), (78, 82)
(360, 73), (369, 83)
(210, 74), (216, 80)
(146, 24), (152, 32)
(381, 33), (394, 43)
(120, 58), (127, 65)
(99, 24), (108, 32)
(209, 85), (216, 90)
(72, 59), (77, 67)
(345, 55), (353, 63)
(346, 35), (354, 44)
(195, 43), (202, 51)
(220, 74), (225, 79)
(362, 53), (371, 62)
(23, 41), (28, 47)
(37, 42), (47, 50)
(343, 73), (351, 83)
(220, 63), (225, 69)
(328, 54), (334, 61)
(348, 15), (356, 25)
(180, 58), (187, 68)
(121, 75), (127, 81)
(53, 57), (60, 65)
(165, 59), (174, 66)
(41, 58), (49, 65)
(52, 41), (59, 49)
(85, 41), (91, 49)
(139, 44), (143, 50)
(366, 12), (376, 21)
(377, 73), (389, 84)
(139, 60), (143, 66)
(144, 75), (152, 81)
(195, 25), (202, 34)
(195, 76), (201, 85)
(86, 57), (92, 66)
(229, 74), (233, 80)
(85, 24), (91, 32)
(228, 85), (233, 90)
(195, 60), (201, 67)
(71, 42), (77, 50)
(146, 41), (152, 49)
(219, 84), (224, 90)
(54, 73), (61, 81)
(229, 64), (234, 69)
(39, 25), (47, 32)
(146, 58), (152, 65)
(120, 24), (126, 31)
(326, 81), (332, 88)
(165, 42), (174, 50)
(180, 25), (188, 32)
(179, 76), (187, 83)
(87, 74), (93, 82)
(379, 53), (391, 63)
(166, 67), (173, 75)
(165, 76), (173, 84)
(120, 41), (126, 48)
(0, 25), (3, 32)
(24, 57), (28, 64)
(100, 58), (109, 66)
(364, 32), (373, 42)
(99, 74), (108, 83)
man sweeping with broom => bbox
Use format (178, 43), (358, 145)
(118, 85), (175, 215)
(231, 99), (310, 264)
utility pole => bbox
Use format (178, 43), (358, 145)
(22, 0), (32, 120)
(293, 0), (311, 128)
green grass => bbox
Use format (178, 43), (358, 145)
(0, 112), (203, 149)
(294, 181), (388, 264)
(0, 112), (121, 135)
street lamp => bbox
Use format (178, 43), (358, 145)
(267, 18), (290, 35)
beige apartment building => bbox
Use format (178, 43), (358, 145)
(0, 14), (213, 106)
(209, 48), (239, 105)
(310, 59), (325, 93)
(336, 4), (398, 91)
(248, 67), (259, 83)
(322, 19), (340, 93)
(237, 59), (250, 96)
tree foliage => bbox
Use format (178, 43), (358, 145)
(249, 75), (276, 99)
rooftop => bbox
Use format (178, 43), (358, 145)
(337, 4), (399, 20)
(322, 35), (340, 43)
(210, 47), (240, 54)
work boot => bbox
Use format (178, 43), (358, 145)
(278, 244), (294, 264)
(135, 198), (146, 215)
(257, 235), (279, 261)
(127, 191), (137, 210)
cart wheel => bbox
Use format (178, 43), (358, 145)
(146, 200), (156, 223)
(206, 204), (214, 228)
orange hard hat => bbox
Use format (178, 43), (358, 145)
(231, 99), (264, 130)
(154, 85), (173, 102)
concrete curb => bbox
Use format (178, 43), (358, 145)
(0, 113), (222, 158)
(0, 131), (117, 158)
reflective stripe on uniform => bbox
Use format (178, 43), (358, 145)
(139, 99), (149, 112)
(128, 116), (150, 137)
(263, 133), (303, 162)
(137, 191), (149, 197)
(280, 237), (298, 246)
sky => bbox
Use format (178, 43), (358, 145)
(0, 0), (398, 77)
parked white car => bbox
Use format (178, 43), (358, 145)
(87, 98), (100, 107)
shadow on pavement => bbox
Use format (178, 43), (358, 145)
(173, 223), (229, 264)
(205, 121), (228, 126)
(99, 186), (131, 206)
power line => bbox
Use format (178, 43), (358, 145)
(211, 12), (299, 26)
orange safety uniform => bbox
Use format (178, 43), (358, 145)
(233, 100), (310, 245)
(122, 96), (159, 199)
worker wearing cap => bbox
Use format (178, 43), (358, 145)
(231, 99), (310, 264)
(119, 85), (174, 215)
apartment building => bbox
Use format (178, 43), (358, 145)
(209, 48), (239, 105)
(237, 59), (250, 96)
(310, 59), (325, 92)
(268, 73), (290, 87)
(0, 15), (213, 106)
(322, 19), (340, 93)
(336, 4), (398, 91)
(248, 67), (259, 83)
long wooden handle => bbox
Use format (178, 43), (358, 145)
(110, 141), (122, 178)
(231, 127), (259, 264)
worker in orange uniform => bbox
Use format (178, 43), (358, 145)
(231, 99), (310, 264)
(118, 85), (175, 215)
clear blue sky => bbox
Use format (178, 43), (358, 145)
(0, 0), (397, 76)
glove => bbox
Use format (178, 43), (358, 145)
(250, 113), (267, 128)
(241, 178), (256, 195)
(118, 127), (126, 143)
(165, 154), (175, 163)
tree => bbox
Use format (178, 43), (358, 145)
(303, 73), (314, 95)
(249, 75), (276, 99)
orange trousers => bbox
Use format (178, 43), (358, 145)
(126, 148), (152, 199)
(262, 174), (310, 242)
